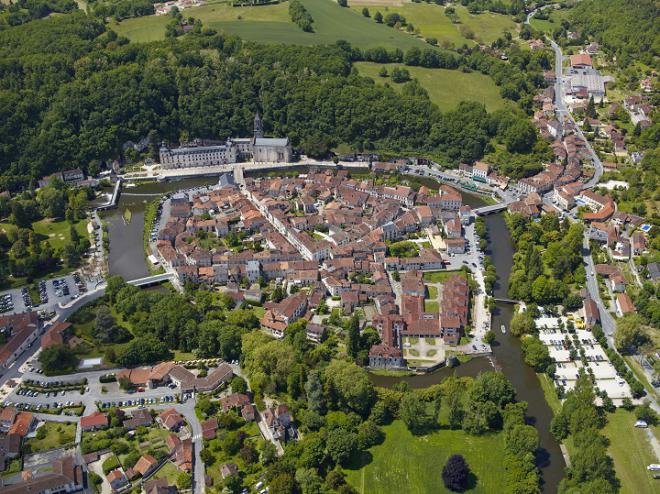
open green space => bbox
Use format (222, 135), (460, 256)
(25, 422), (76, 453)
(528, 8), (570, 34)
(426, 285), (438, 299)
(424, 300), (439, 313)
(354, 62), (507, 112)
(350, 2), (516, 46)
(422, 270), (466, 283)
(602, 409), (658, 494)
(153, 460), (181, 484)
(113, 0), (431, 50)
(344, 420), (507, 494)
(0, 217), (88, 251)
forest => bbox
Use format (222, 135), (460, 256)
(0, 10), (544, 191)
(568, 0), (659, 68)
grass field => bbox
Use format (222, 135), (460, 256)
(113, 0), (431, 50)
(422, 270), (467, 283)
(528, 8), (570, 34)
(343, 420), (507, 494)
(424, 300), (439, 313)
(26, 422), (76, 452)
(350, 2), (516, 46)
(602, 409), (659, 494)
(354, 62), (507, 112)
(0, 218), (88, 251)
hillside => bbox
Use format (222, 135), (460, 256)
(112, 0), (432, 50)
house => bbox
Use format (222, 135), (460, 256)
(445, 237), (466, 255)
(158, 409), (185, 431)
(41, 322), (73, 349)
(305, 323), (326, 343)
(123, 409), (153, 430)
(261, 291), (308, 337)
(220, 463), (239, 480)
(241, 404), (256, 422)
(368, 344), (405, 369)
(610, 273), (626, 293)
(107, 469), (129, 491)
(144, 478), (178, 494)
(0, 406), (18, 432)
(219, 393), (250, 412)
(472, 162), (489, 182)
(80, 412), (109, 432)
(9, 412), (34, 437)
(570, 53), (592, 69)
(583, 298), (600, 329)
(0, 312), (41, 373)
(615, 293), (636, 317)
(134, 455), (158, 477)
(167, 435), (193, 472)
(647, 262), (660, 281)
(201, 418), (218, 440)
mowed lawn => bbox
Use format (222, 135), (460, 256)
(26, 422), (76, 452)
(113, 0), (431, 50)
(350, 2), (517, 45)
(343, 420), (507, 494)
(354, 62), (507, 112)
(0, 218), (88, 250)
(602, 409), (659, 494)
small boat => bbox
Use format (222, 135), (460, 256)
(501, 324), (506, 334)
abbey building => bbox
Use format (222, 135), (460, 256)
(159, 114), (292, 169)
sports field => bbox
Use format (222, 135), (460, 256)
(602, 409), (659, 494)
(343, 420), (507, 494)
(354, 62), (507, 112)
(350, 1), (517, 46)
(113, 0), (431, 50)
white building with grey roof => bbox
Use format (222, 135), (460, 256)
(159, 113), (292, 169)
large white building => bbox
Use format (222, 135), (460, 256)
(159, 113), (292, 169)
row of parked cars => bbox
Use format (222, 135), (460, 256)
(72, 272), (87, 294)
(20, 287), (33, 309)
(99, 395), (175, 409)
(39, 280), (48, 305)
(0, 293), (13, 313)
(3, 400), (82, 412)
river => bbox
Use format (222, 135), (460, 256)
(103, 178), (218, 280)
(371, 209), (565, 492)
(104, 173), (564, 491)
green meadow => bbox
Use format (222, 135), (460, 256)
(350, 1), (517, 46)
(343, 420), (507, 494)
(112, 0), (431, 50)
(354, 62), (507, 112)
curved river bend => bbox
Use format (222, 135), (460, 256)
(104, 177), (564, 492)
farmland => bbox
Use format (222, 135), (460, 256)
(112, 0), (431, 50)
(350, 1), (517, 46)
(354, 62), (507, 112)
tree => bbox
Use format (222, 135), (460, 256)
(361, 7), (369, 17)
(305, 370), (325, 413)
(325, 359), (375, 416)
(483, 330), (496, 344)
(521, 337), (552, 372)
(346, 314), (360, 358)
(442, 454), (470, 492)
(585, 95), (597, 118)
(462, 400), (499, 435)
(505, 424), (539, 457)
(357, 420), (383, 449)
(505, 120), (537, 153)
(374, 10), (382, 23)
(511, 311), (536, 336)
(39, 344), (78, 373)
(326, 428), (358, 465)
(94, 305), (127, 343)
(399, 392), (431, 433)
(614, 314), (647, 353)
(635, 402), (658, 426)
(337, 0), (347, 6)
(231, 375), (248, 394)
(176, 472), (192, 489)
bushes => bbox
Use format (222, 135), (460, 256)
(289, 0), (313, 32)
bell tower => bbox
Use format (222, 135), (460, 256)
(253, 112), (264, 139)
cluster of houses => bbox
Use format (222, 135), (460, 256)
(116, 361), (234, 394)
(0, 408), (87, 494)
(154, 169), (476, 369)
(153, 0), (204, 15)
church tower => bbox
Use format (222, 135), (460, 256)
(253, 112), (264, 139)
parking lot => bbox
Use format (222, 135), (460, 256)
(0, 273), (92, 316)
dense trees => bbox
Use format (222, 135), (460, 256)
(0, 12), (543, 190)
(39, 344), (79, 373)
(551, 373), (619, 494)
(289, 0), (314, 32)
(569, 0), (658, 68)
(614, 314), (649, 353)
(508, 214), (584, 305)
